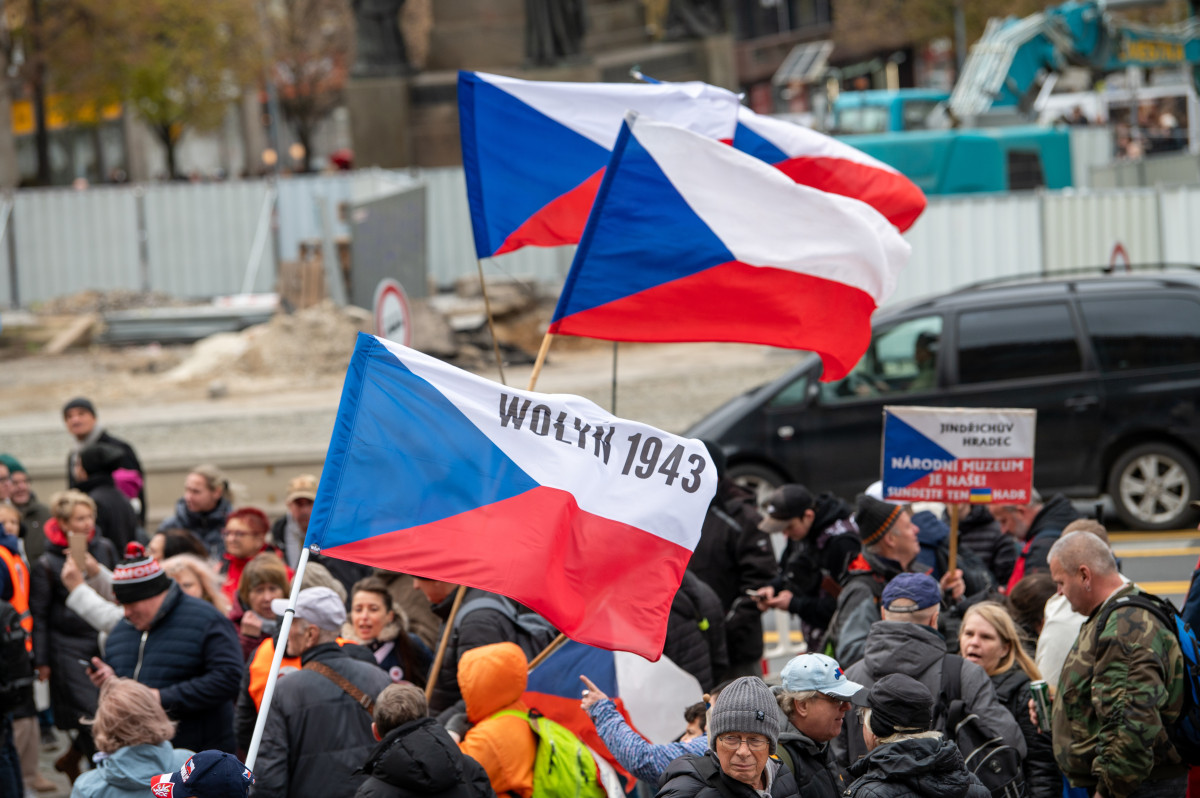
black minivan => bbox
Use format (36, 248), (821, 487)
(686, 269), (1200, 530)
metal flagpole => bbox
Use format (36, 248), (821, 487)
(245, 546), (312, 771)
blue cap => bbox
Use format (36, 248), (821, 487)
(150, 751), (254, 798)
(880, 572), (941, 612)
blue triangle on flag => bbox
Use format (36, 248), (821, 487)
(882, 411), (958, 490)
(308, 335), (540, 551)
(732, 121), (788, 164)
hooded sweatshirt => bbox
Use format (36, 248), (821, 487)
(846, 736), (991, 798)
(457, 642), (537, 798)
(70, 742), (194, 798)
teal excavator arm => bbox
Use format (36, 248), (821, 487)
(948, 0), (1200, 122)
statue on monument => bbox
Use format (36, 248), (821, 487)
(352, 0), (411, 76)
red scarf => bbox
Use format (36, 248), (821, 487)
(43, 517), (96, 548)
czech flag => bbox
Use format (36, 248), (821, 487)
(525, 640), (703, 785)
(458, 71), (740, 258)
(548, 113), (911, 383)
(733, 106), (927, 231)
(306, 333), (716, 660)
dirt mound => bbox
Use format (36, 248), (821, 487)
(36, 289), (191, 315)
(233, 301), (373, 378)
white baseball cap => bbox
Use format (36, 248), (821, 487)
(271, 586), (346, 631)
(780, 653), (864, 700)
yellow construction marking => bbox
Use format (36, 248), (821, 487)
(762, 631), (806, 644)
(1108, 530), (1199, 542)
(1136, 581), (1192, 595)
(1112, 546), (1200, 558)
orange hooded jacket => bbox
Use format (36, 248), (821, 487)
(458, 642), (537, 798)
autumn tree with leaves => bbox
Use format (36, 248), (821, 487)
(10, 0), (262, 179)
(266, 0), (355, 173)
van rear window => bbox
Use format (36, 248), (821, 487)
(1080, 297), (1200, 372)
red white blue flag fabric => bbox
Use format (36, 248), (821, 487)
(547, 113), (911, 382)
(732, 107), (927, 231)
(458, 71), (740, 258)
(306, 333), (716, 660)
(525, 640), (703, 783)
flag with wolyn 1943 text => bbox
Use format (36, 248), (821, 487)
(305, 333), (716, 660)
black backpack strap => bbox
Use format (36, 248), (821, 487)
(936, 653), (965, 733)
(1094, 592), (1177, 644)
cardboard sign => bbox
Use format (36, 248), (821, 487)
(881, 406), (1036, 504)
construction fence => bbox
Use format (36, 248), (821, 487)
(1, 169), (1198, 309)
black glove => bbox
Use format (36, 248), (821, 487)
(443, 712), (472, 738)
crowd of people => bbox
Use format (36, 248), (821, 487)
(0, 396), (1197, 798)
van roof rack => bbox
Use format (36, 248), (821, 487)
(949, 263), (1200, 294)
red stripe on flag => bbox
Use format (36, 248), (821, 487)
(774, 156), (926, 232)
(495, 169), (606, 255)
(320, 485), (692, 660)
(548, 262), (876, 382)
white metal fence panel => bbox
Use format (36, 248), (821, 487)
(891, 192), (1041, 307)
(13, 187), (140, 305)
(421, 166), (577, 290)
(1159, 185), (1200, 263)
(1042, 189), (1161, 270)
(142, 181), (276, 297)
(275, 173), (358, 262)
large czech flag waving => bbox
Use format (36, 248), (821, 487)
(733, 106), (927, 231)
(548, 113), (911, 382)
(306, 333), (716, 660)
(459, 71), (739, 258)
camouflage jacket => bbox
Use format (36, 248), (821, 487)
(1051, 583), (1186, 798)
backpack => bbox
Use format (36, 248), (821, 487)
(494, 708), (606, 798)
(936, 654), (1027, 798)
(0, 600), (33, 713)
(453, 594), (559, 662)
(1093, 590), (1200, 762)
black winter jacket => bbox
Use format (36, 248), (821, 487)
(688, 481), (776, 674)
(68, 429), (145, 525)
(157, 496), (232, 555)
(1016, 494), (1080, 579)
(664, 571), (729, 691)
(775, 495), (861, 649)
(777, 726), (846, 798)
(255, 641), (392, 798)
(990, 668), (1060, 798)
(356, 717), (497, 798)
(75, 474), (139, 552)
(846, 737), (991, 798)
(105, 583), (243, 752)
(428, 588), (529, 714)
(657, 751), (798, 798)
(953, 508), (1016, 587)
(29, 535), (117, 729)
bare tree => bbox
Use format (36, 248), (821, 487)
(267, 0), (355, 172)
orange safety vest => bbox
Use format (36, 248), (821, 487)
(247, 635), (350, 710)
(0, 547), (32, 652)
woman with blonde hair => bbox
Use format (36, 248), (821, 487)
(163, 554), (230, 615)
(29, 489), (118, 782)
(959, 601), (1060, 798)
(70, 678), (193, 798)
(156, 463), (234, 554)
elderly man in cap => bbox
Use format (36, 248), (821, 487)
(254, 586), (391, 798)
(775, 653), (862, 798)
(754, 485), (861, 653)
(846, 674), (990, 798)
(89, 542), (243, 753)
(658, 676), (798, 798)
(834, 573), (1023, 768)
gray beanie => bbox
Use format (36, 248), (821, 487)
(707, 676), (779, 754)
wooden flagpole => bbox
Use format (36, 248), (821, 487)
(527, 332), (555, 391)
(528, 632), (569, 672)
(476, 259), (507, 386)
(424, 584), (468, 704)
(947, 503), (960, 576)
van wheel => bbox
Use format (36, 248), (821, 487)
(728, 463), (786, 511)
(1108, 442), (1200, 531)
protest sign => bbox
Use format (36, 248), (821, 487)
(881, 406), (1036, 504)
